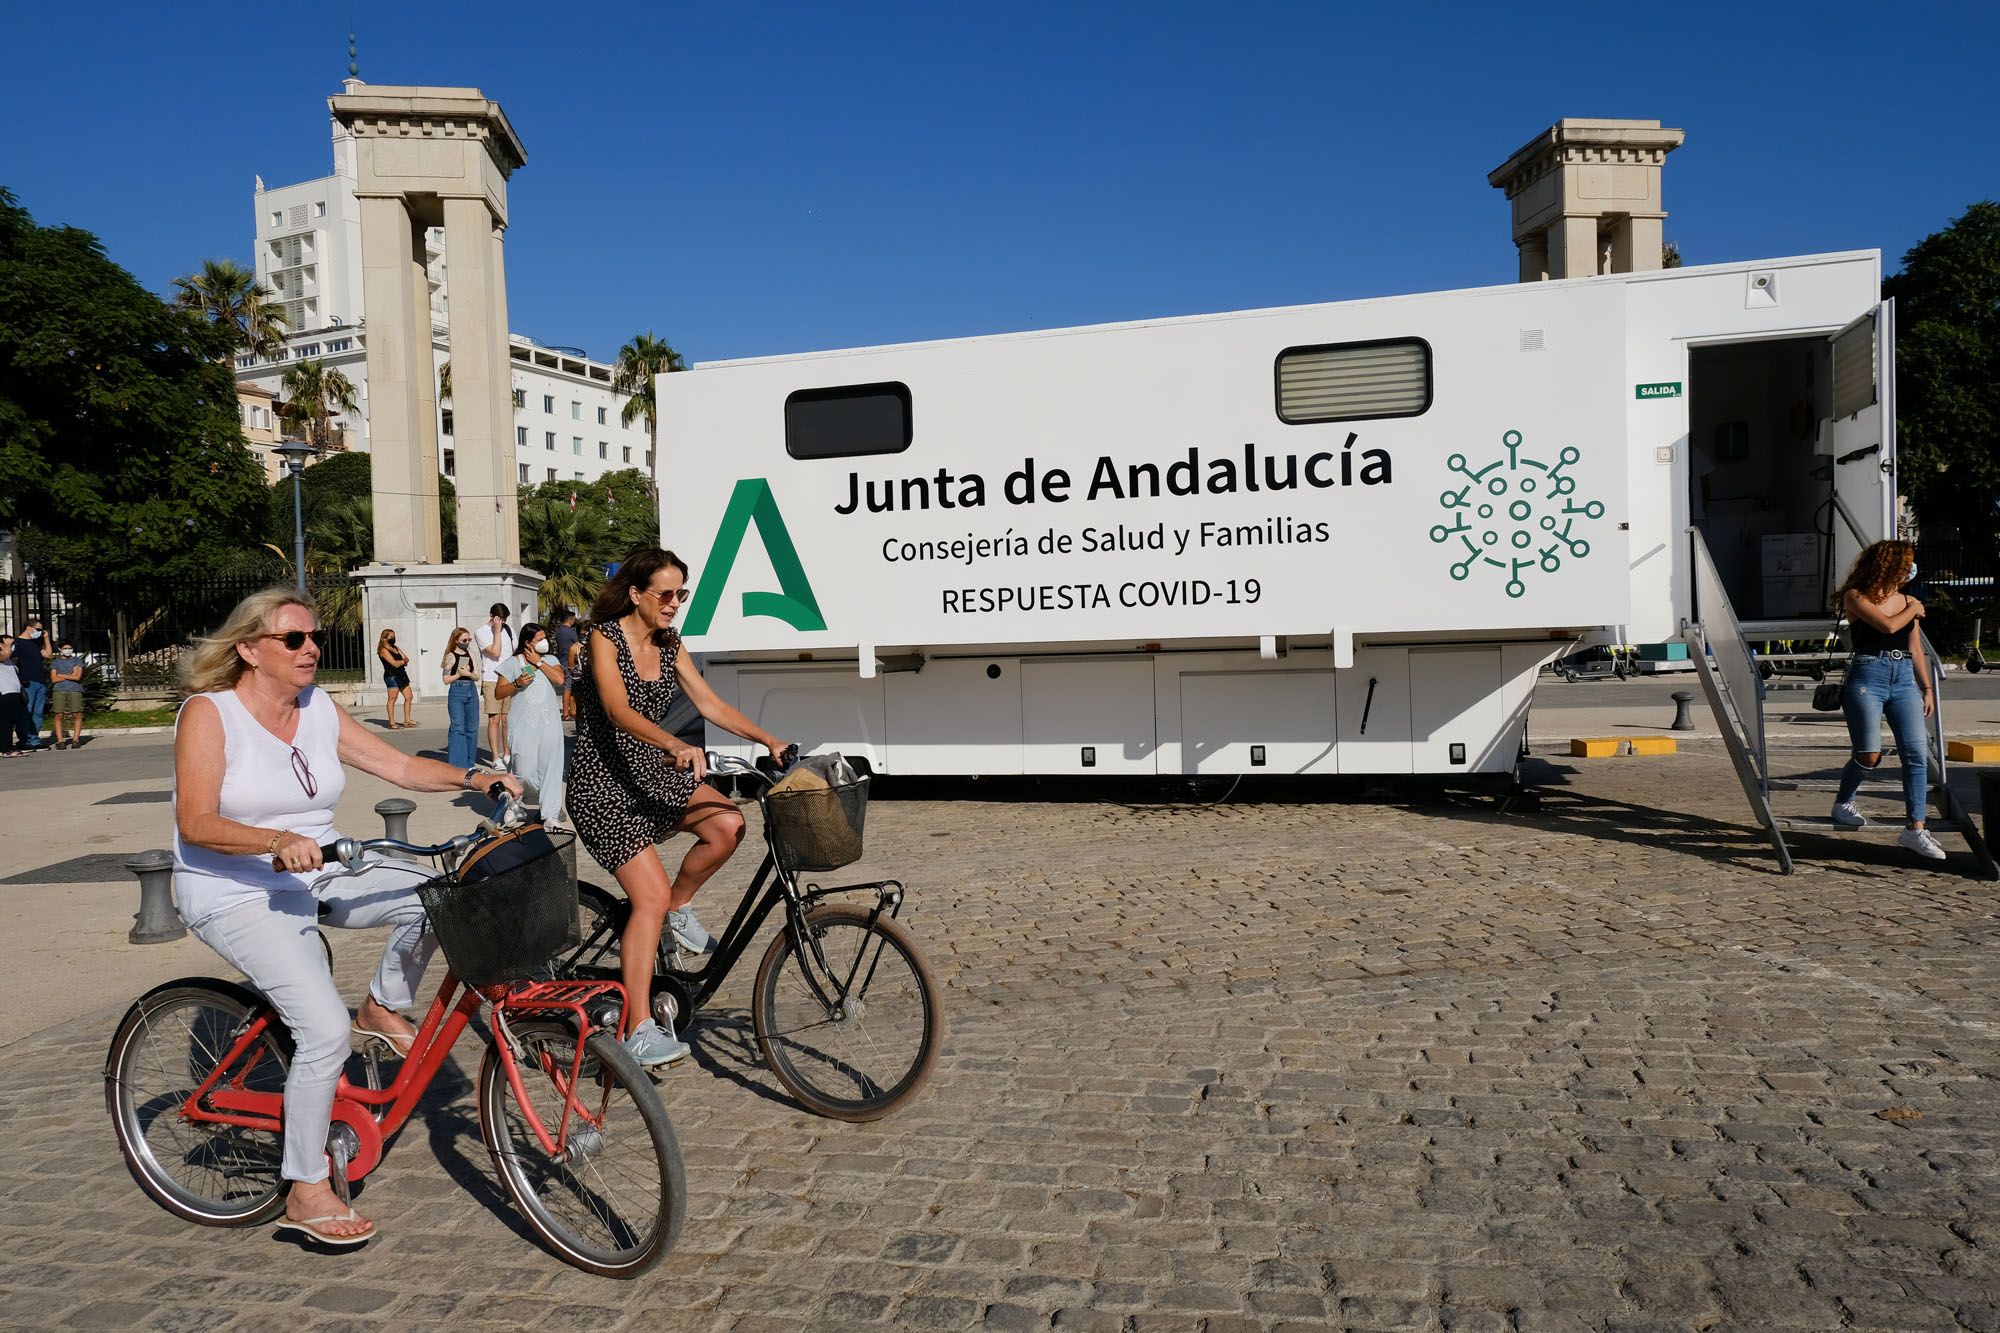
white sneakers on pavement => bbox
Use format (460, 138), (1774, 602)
(1898, 828), (1947, 861)
(1830, 802), (1867, 829)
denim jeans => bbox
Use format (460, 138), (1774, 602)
(1835, 653), (1929, 824)
(446, 679), (480, 770)
(21, 679), (46, 740)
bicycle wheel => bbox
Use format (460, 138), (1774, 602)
(105, 980), (291, 1226)
(561, 882), (625, 973)
(752, 904), (943, 1121)
(478, 1020), (684, 1277)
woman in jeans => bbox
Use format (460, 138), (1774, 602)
(441, 626), (480, 769)
(1830, 540), (1943, 859)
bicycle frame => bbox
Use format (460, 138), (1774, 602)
(177, 968), (627, 1185)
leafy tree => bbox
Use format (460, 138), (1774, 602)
(612, 332), (684, 501)
(1884, 201), (2000, 551)
(173, 257), (287, 359)
(0, 188), (268, 643)
(277, 357), (359, 455)
(518, 468), (658, 574)
(266, 449), (460, 568)
(519, 499), (611, 613)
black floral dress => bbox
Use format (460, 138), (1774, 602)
(569, 620), (701, 874)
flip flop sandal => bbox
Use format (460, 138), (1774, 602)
(275, 1210), (376, 1248)
(351, 1024), (416, 1059)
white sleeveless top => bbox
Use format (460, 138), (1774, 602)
(171, 687), (347, 926)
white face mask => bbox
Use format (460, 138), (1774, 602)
(1906, 563), (1918, 583)
(531, 639), (548, 655)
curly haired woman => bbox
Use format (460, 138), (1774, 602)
(1830, 539), (1944, 859)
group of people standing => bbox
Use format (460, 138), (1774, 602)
(425, 603), (581, 830)
(1, 618), (87, 755)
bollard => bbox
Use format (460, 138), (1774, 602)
(375, 797), (417, 849)
(127, 850), (186, 944)
(1670, 690), (1697, 732)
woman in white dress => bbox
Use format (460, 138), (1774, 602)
(495, 621), (567, 829)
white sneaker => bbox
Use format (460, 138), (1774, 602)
(1830, 802), (1867, 829)
(622, 1019), (690, 1068)
(668, 906), (717, 955)
(1898, 828), (1947, 861)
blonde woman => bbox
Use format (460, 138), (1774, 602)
(376, 628), (413, 728)
(1830, 540), (1943, 859)
(442, 626), (480, 769)
(173, 587), (522, 1246)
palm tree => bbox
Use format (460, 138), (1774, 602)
(437, 359), (452, 402)
(612, 333), (685, 500)
(173, 258), (287, 359)
(277, 358), (359, 455)
(520, 499), (611, 612)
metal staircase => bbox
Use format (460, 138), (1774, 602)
(1682, 517), (1998, 879)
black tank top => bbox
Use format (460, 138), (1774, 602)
(1850, 598), (1914, 654)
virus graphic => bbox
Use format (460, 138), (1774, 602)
(1430, 429), (1604, 598)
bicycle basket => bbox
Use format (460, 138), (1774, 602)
(764, 776), (869, 873)
(415, 827), (579, 986)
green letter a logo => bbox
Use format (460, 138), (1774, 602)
(681, 478), (827, 635)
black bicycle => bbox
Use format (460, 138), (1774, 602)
(556, 752), (943, 1122)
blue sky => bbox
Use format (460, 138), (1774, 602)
(5, 2), (1993, 365)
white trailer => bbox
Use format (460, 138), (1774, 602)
(659, 251), (1895, 779)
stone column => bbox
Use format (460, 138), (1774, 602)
(442, 195), (518, 564)
(1488, 119), (1683, 282)
(1546, 215), (1602, 281)
(1516, 233), (1549, 284)
(358, 197), (443, 564)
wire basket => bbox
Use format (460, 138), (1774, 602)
(764, 776), (869, 873)
(416, 829), (579, 986)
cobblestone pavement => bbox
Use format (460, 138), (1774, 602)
(3, 747), (1998, 1331)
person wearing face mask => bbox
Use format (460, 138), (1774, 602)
(47, 639), (86, 750)
(377, 629), (414, 729)
(1830, 539), (1943, 859)
(441, 626), (481, 769)
(0, 635), (30, 757)
(14, 619), (49, 750)
(494, 621), (567, 831)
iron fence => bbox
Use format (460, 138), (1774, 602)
(0, 568), (366, 689)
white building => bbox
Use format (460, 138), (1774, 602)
(233, 81), (657, 490)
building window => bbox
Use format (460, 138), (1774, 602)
(596, 406), (607, 425)
(545, 431), (556, 450)
(517, 426), (528, 448)
(270, 210), (282, 228)
(598, 441), (608, 459)
(571, 401), (582, 420)
(237, 355), (255, 369)
(442, 451), (455, 477)
(441, 410), (453, 436)
(546, 468), (557, 481)
(645, 451), (655, 469)
(622, 445), (632, 464)
(573, 436), (582, 455)
(784, 383), (914, 460)
(574, 471), (584, 480)
(1275, 338), (1431, 424)
(519, 463), (530, 483)
(314, 201), (327, 218)
(326, 338), (350, 352)
(513, 388), (526, 409)
(542, 395), (554, 413)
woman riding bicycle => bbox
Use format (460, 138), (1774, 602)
(570, 547), (788, 1068)
(172, 587), (523, 1247)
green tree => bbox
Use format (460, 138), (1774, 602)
(519, 498), (611, 612)
(266, 450), (460, 569)
(173, 257), (288, 359)
(1884, 201), (2000, 550)
(518, 468), (659, 574)
(277, 358), (359, 455)
(0, 188), (267, 647)
(612, 332), (684, 501)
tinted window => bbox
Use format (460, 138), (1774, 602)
(785, 383), (913, 460)
(1275, 338), (1431, 424)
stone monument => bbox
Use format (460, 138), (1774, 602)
(333, 84), (542, 698)
(1488, 118), (1684, 282)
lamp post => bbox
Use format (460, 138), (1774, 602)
(272, 441), (313, 596)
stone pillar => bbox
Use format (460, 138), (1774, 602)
(1488, 119), (1683, 282)
(358, 197), (443, 563)
(1516, 232), (1549, 284)
(442, 196), (518, 564)
(332, 84), (539, 708)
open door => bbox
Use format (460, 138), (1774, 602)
(1823, 299), (1896, 572)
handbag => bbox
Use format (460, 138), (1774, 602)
(1811, 623), (1847, 711)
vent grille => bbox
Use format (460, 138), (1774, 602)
(1276, 340), (1430, 423)
(289, 204), (309, 230)
(1519, 328), (1546, 352)
(1831, 314), (1877, 418)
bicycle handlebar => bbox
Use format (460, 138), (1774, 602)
(272, 785), (515, 871)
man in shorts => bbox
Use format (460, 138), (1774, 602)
(474, 603), (515, 767)
(47, 639), (85, 749)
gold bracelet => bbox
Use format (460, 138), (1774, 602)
(266, 831), (283, 855)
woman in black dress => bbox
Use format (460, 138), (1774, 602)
(571, 546), (790, 1067)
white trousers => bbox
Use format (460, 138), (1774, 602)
(188, 858), (436, 1183)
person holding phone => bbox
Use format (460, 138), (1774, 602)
(494, 621), (567, 830)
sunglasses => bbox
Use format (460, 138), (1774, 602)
(290, 745), (317, 799)
(261, 629), (329, 651)
(647, 588), (690, 605)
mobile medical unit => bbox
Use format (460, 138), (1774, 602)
(657, 250), (1895, 782)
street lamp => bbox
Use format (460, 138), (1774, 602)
(272, 441), (313, 596)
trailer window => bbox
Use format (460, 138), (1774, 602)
(1275, 339), (1431, 424)
(785, 382), (914, 460)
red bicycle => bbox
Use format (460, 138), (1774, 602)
(103, 800), (685, 1277)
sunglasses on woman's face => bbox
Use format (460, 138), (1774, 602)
(261, 629), (328, 651)
(647, 587), (689, 605)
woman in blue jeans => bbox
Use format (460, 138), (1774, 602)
(441, 625), (481, 770)
(1831, 540), (1943, 860)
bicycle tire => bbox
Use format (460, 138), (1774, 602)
(477, 1021), (684, 1278)
(752, 904), (943, 1121)
(105, 979), (292, 1226)
(562, 882), (626, 973)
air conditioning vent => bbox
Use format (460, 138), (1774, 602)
(1519, 328), (1546, 352)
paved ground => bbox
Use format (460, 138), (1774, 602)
(2, 701), (1998, 1330)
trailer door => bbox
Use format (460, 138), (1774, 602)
(1825, 299), (1897, 573)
